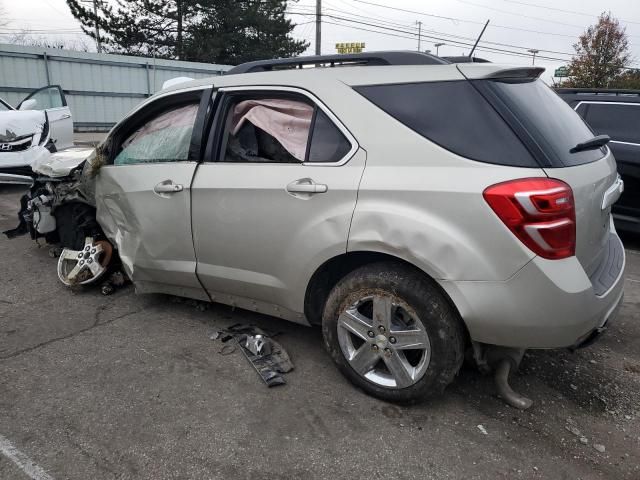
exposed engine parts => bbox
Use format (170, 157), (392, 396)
(2, 159), (124, 290)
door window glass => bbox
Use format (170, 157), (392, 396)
(223, 98), (314, 163)
(26, 86), (64, 110)
(114, 103), (198, 165)
(220, 95), (352, 164)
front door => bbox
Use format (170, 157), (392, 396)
(95, 90), (210, 300)
(191, 88), (365, 320)
(19, 85), (73, 150)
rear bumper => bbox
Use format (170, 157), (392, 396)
(440, 230), (626, 349)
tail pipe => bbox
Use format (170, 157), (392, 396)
(494, 358), (533, 410)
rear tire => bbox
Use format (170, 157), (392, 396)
(322, 261), (464, 403)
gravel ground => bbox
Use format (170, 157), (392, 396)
(0, 184), (638, 480)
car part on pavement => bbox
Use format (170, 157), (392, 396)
(57, 237), (113, 286)
(211, 325), (294, 387)
(245, 334), (272, 356)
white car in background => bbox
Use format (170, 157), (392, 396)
(0, 85), (73, 177)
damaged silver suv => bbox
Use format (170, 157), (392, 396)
(3, 52), (626, 407)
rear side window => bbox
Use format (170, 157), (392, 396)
(354, 81), (537, 167)
(579, 103), (640, 144)
(307, 109), (351, 163)
(488, 80), (605, 166)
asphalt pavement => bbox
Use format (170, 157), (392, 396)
(0, 185), (639, 479)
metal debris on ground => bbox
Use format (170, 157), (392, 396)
(100, 270), (129, 296)
(212, 324), (294, 387)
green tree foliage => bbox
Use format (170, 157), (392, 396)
(608, 69), (640, 89)
(564, 12), (631, 88)
(65, 0), (308, 64)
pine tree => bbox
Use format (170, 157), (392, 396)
(65, 0), (308, 63)
(564, 12), (631, 88)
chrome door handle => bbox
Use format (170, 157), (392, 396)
(286, 178), (328, 194)
(60, 114), (71, 120)
(154, 180), (183, 194)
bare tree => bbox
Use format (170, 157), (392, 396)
(565, 12), (631, 88)
(0, 2), (9, 29)
(6, 30), (93, 51)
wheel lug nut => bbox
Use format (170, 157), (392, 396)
(372, 345), (379, 352)
(389, 337), (396, 344)
(378, 326), (386, 333)
(91, 249), (96, 254)
(77, 253), (83, 258)
(384, 348), (392, 357)
(87, 258), (93, 264)
(367, 331), (375, 338)
(85, 246), (90, 251)
(79, 260), (84, 265)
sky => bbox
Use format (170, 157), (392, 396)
(1, 0), (639, 84)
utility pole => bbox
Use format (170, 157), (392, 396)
(416, 21), (422, 52)
(92, 0), (101, 53)
(528, 48), (539, 65)
(315, 0), (321, 55)
(434, 42), (445, 56)
(81, 0), (102, 53)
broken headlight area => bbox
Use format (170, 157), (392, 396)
(3, 164), (126, 292)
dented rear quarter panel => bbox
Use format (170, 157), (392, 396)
(342, 97), (544, 282)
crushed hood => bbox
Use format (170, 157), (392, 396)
(31, 146), (95, 177)
(0, 110), (45, 141)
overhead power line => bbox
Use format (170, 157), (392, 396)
(319, 19), (565, 62)
(293, 11), (572, 62)
(350, 0), (640, 40)
(287, 10), (574, 58)
(503, 0), (640, 26)
(293, 4), (578, 56)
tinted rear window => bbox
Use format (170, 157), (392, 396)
(354, 81), (538, 167)
(578, 103), (640, 144)
(488, 79), (605, 166)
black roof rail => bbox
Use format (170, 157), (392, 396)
(226, 50), (450, 75)
(443, 56), (490, 63)
(555, 88), (640, 96)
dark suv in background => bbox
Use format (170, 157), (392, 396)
(557, 88), (640, 233)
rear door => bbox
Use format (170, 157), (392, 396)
(191, 87), (364, 318)
(19, 85), (73, 149)
(95, 88), (210, 300)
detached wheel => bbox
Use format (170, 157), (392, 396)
(322, 262), (464, 403)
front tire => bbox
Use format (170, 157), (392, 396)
(322, 262), (465, 403)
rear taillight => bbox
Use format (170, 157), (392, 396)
(483, 178), (575, 260)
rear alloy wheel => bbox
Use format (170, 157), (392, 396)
(337, 295), (431, 389)
(322, 262), (464, 403)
